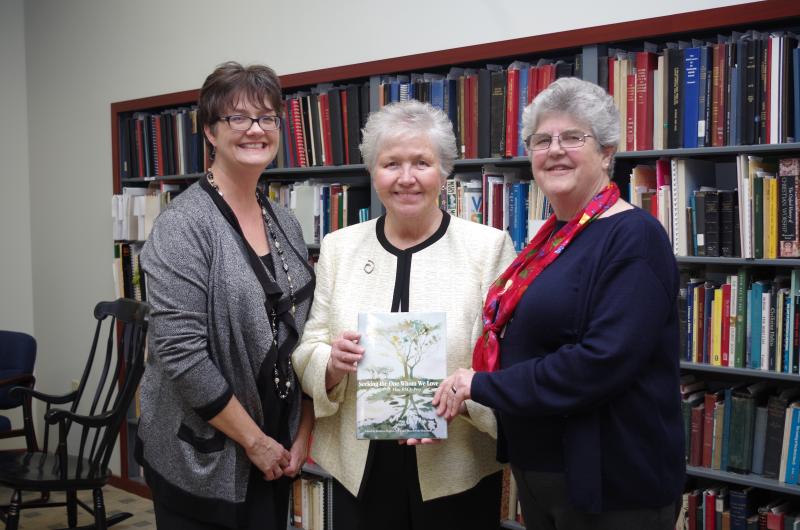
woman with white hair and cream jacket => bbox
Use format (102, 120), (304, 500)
(293, 99), (516, 530)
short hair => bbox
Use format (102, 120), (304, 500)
(359, 100), (458, 178)
(198, 61), (283, 153)
(521, 77), (620, 174)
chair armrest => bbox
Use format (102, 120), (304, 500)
(45, 408), (115, 429)
(11, 386), (78, 405)
(0, 374), (35, 388)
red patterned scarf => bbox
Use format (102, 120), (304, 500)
(472, 182), (621, 372)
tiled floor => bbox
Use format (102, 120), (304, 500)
(0, 485), (155, 529)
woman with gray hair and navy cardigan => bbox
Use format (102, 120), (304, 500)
(293, 99), (517, 530)
(137, 62), (315, 529)
(437, 77), (684, 530)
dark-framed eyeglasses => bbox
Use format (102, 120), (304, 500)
(219, 115), (281, 131)
(526, 131), (593, 151)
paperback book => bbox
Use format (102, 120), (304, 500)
(356, 312), (447, 440)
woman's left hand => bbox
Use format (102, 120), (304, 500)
(433, 368), (475, 421)
(283, 433), (309, 478)
(282, 399), (314, 478)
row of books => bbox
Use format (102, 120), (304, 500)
(682, 376), (800, 485)
(116, 31), (800, 181)
(277, 33), (800, 173)
(112, 184), (180, 242)
(279, 84), (367, 169)
(266, 181), (370, 246)
(115, 58), (574, 178)
(615, 30), (800, 155)
(440, 166), (551, 252)
(634, 156), (800, 259)
(266, 162), (552, 252)
(499, 467), (524, 526)
(118, 107), (209, 180)
(275, 60), (575, 171)
(290, 476), (329, 530)
(676, 484), (796, 530)
(113, 242), (145, 302)
(681, 269), (800, 374)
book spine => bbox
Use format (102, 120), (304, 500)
(712, 43), (725, 147)
(290, 98), (308, 167)
(671, 159), (682, 254)
(705, 190), (720, 257)
(720, 190), (736, 257)
(340, 91), (349, 165)
(635, 52), (656, 151)
(490, 71), (506, 158)
(504, 68), (518, 158)
(761, 288), (771, 370)
(668, 49), (683, 149)
(517, 69), (528, 156)
(786, 407), (800, 484)
(712, 289), (723, 365)
(780, 159), (800, 257)
(734, 268), (749, 368)
(686, 282), (697, 361)
(626, 70), (636, 151)
(722, 283), (732, 366)
(683, 48), (701, 149)
(763, 396), (788, 479)
(690, 403), (705, 467)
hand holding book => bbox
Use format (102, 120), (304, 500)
(356, 312), (448, 439)
(400, 437), (442, 446)
(434, 368), (475, 421)
(325, 330), (364, 390)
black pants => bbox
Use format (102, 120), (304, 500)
(333, 441), (502, 530)
(152, 468), (291, 530)
(512, 467), (677, 530)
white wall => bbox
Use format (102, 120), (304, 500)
(1, 0), (34, 334)
(15, 0), (755, 474)
(0, 0), (35, 450)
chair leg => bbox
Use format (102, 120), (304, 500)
(5, 490), (21, 530)
(66, 489), (78, 528)
(92, 489), (107, 530)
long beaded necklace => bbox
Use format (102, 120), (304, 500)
(206, 169), (296, 400)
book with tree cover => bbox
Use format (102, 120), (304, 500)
(356, 312), (447, 440)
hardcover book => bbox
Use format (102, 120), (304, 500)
(356, 312), (447, 440)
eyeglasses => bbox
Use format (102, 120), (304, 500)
(219, 115), (281, 131)
(526, 130), (593, 151)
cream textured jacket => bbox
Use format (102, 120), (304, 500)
(292, 213), (517, 501)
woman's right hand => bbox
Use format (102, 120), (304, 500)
(246, 434), (291, 481)
(325, 330), (364, 390)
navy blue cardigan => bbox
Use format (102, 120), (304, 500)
(471, 208), (685, 513)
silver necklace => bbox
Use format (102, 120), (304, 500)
(206, 170), (296, 400)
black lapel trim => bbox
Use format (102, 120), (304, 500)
(375, 211), (450, 312)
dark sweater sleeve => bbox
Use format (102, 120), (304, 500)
(472, 251), (674, 417)
(140, 208), (232, 419)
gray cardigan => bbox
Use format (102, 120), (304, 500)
(136, 180), (314, 523)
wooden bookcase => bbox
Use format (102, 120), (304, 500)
(110, 1), (800, 527)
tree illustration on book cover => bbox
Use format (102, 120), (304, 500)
(356, 312), (447, 439)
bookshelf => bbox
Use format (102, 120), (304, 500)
(109, 1), (800, 527)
